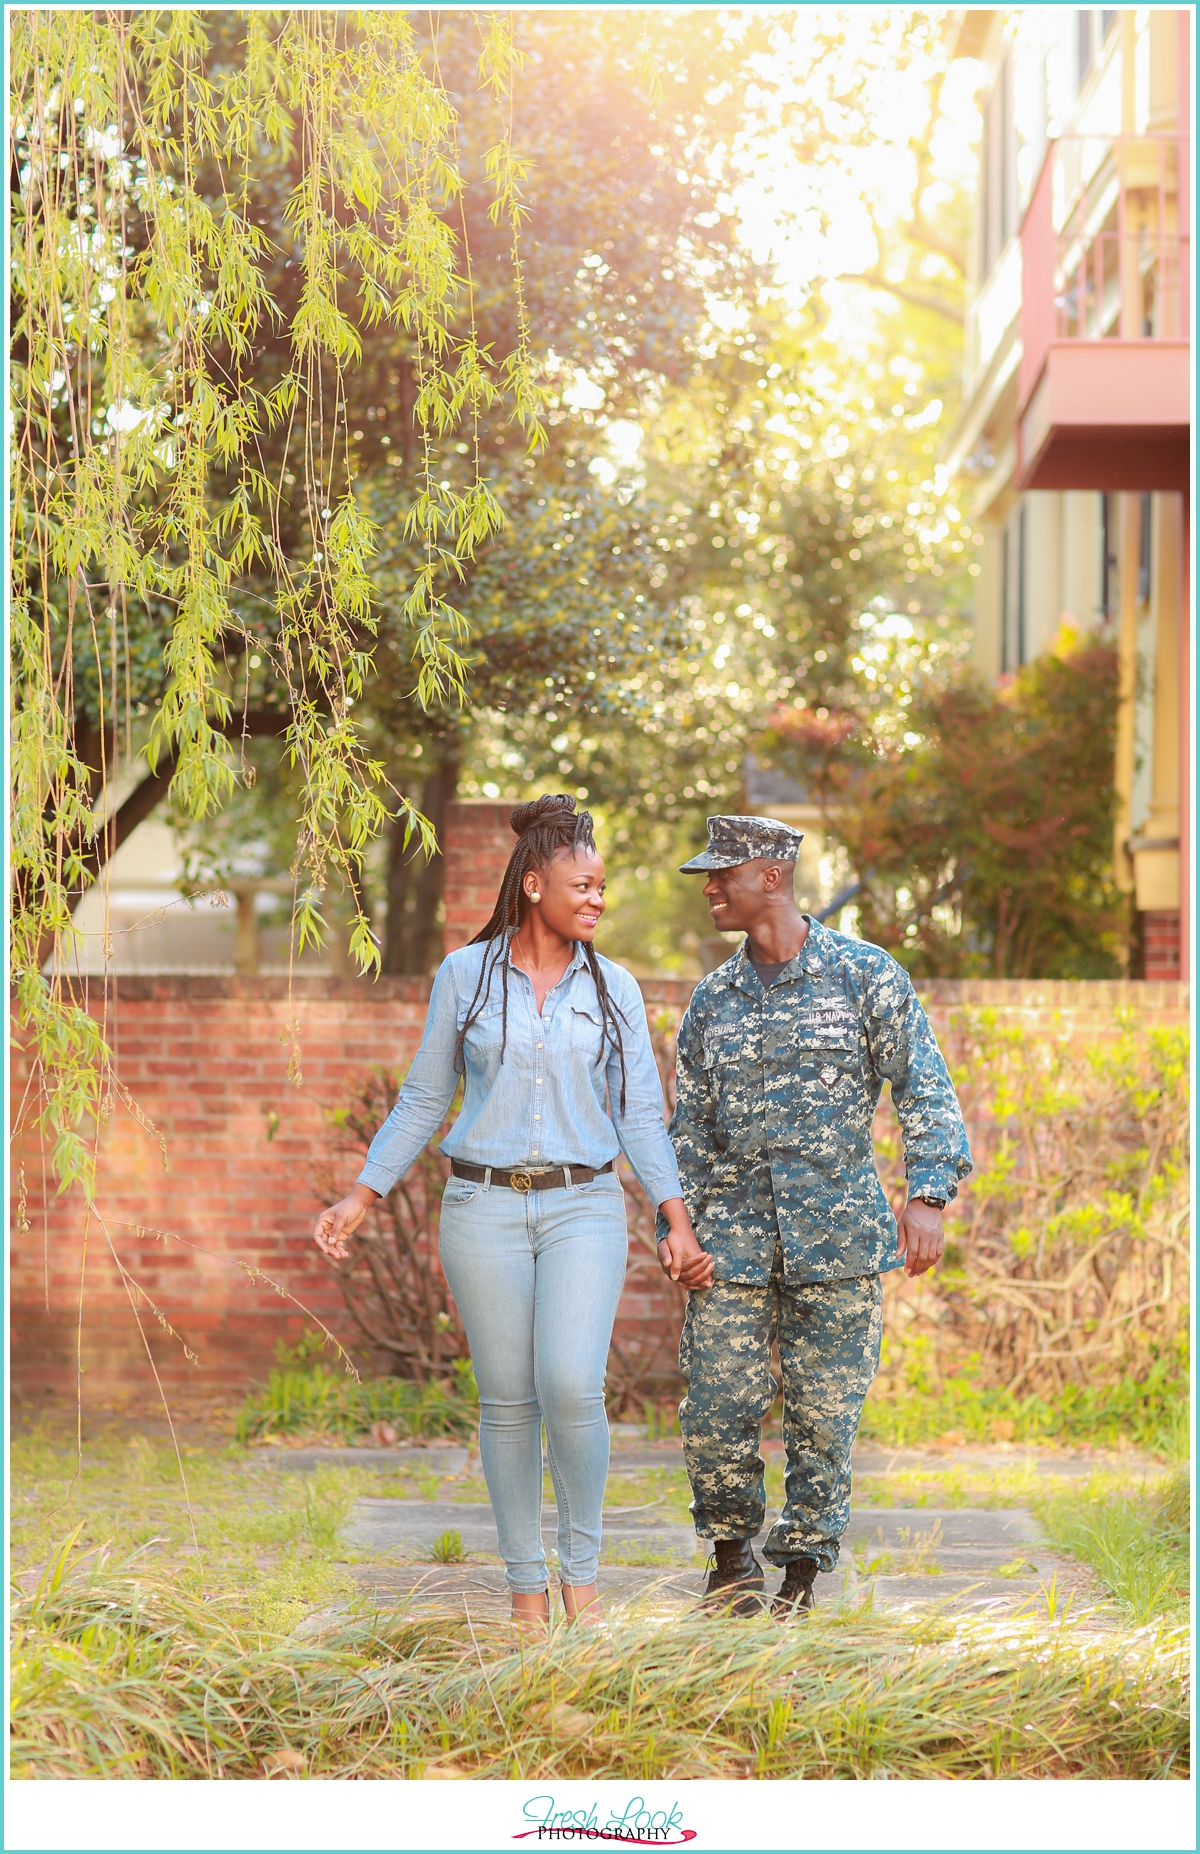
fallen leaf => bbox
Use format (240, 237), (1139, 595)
(526, 1702), (597, 1738)
(550, 1707), (595, 1738)
(263, 1749), (306, 1779)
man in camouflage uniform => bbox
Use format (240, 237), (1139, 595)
(664, 815), (972, 1616)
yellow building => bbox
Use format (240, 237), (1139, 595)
(944, 8), (1190, 979)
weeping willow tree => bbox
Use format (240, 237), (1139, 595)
(10, 9), (544, 1199)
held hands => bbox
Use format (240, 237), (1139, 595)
(896, 1198), (944, 1278)
(656, 1198), (715, 1291)
(312, 1183), (378, 1262)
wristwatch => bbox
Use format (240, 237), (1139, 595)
(910, 1193), (946, 1210)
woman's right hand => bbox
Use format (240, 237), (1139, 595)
(313, 1184), (379, 1262)
(655, 1197), (715, 1291)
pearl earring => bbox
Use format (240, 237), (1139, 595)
(530, 890), (541, 902)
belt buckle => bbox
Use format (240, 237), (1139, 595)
(510, 1171), (533, 1193)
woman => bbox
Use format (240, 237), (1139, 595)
(314, 795), (713, 1629)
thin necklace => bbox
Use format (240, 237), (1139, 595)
(514, 929), (569, 977)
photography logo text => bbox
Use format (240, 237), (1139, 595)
(514, 1795), (697, 1845)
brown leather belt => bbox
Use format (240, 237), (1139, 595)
(450, 1159), (614, 1194)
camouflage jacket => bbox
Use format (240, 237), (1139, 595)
(666, 916), (972, 1285)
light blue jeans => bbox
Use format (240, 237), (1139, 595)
(437, 1170), (628, 1593)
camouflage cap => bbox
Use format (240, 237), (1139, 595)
(679, 814), (804, 872)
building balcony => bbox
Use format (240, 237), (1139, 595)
(1017, 133), (1190, 492)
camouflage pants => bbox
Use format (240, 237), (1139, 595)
(678, 1249), (883, 1572)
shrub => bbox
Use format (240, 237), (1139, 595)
(871, 1010), (1189, 1414)
(235, 1338), (478, 1444)
(756, 637), (1126, 978)
(315, 1071), (468, 1381)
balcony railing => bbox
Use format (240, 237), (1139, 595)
(1019, 132), (1190, 407)
(1056, 135), (1186, 339)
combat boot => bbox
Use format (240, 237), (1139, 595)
(772, 1556), (820, 1618)
(699, 1539), (766, 1617)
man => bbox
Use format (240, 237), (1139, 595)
(664, 815), (971, 1617)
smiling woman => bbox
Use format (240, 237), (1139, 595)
(311, 795), (711, 1634)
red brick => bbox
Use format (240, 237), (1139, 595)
(1144, 910), (1181, 981)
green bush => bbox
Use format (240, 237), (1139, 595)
(870, 1011), (1190, 1416)
(859, 1350), (1188, 1457)
(235, 1339), (478, 1445)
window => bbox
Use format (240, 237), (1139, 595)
(1078, 10), (1119, 91)
(980, 46), (1016, 276)
(1001, 502), (1027, 673)
(1138, 493), (1152, 605)
(1078, 10), (1094, 86)
(1100, 493), (1118, 618)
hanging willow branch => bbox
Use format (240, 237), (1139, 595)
(10, 8), (543, 1200)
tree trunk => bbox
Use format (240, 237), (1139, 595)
(381, 739), (460, 975)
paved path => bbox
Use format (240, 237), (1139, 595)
(253, 1435), (1167, 1482)
(331, 1472), (1100, 1623)
(240, 1434), (1134, 1623)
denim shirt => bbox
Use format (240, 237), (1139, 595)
(357, 939), (683, 1207)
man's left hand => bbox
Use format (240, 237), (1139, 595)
(896, 1199), (944, 1278)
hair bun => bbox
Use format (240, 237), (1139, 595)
(509, 794), (577, 838)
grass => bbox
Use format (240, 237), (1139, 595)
(857, 1362), (1189, 1459)
(236, 1322), (1188, 1460)
(235, 1357), (479, 1446)
(853, 1462), (1045, 1508)
(853, 1519), (945, 1578)
(1032, 1469), (1191, 1626)
(9, 1537), (1189, 1781)
(10, 1433), (363, 1634)
(9, 1423), (1190, 1781)
(641, 1402), (681, 1441)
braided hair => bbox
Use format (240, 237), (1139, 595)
(452, 794), (629, 1112)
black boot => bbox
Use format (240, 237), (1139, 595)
(772, 1556), (820, 1618)
(699, 1538), (766, 1617)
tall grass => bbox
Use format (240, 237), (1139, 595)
(858, 1357), (1189, 1457)
(1034, 1469), (1191, 1626)
(10, 1538), (1188, 1780)
(235, 1355), (478, 1446)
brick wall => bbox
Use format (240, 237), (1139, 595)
(10, 977), (433, 1405)
(1143, 910), (1182, 982)
(10, 974), (1188, 1408)
(442, 800), (514, 952)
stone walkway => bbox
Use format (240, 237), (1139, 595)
(275, 1435), (1121, 1624)
(339, 1500), (1091, 1621)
